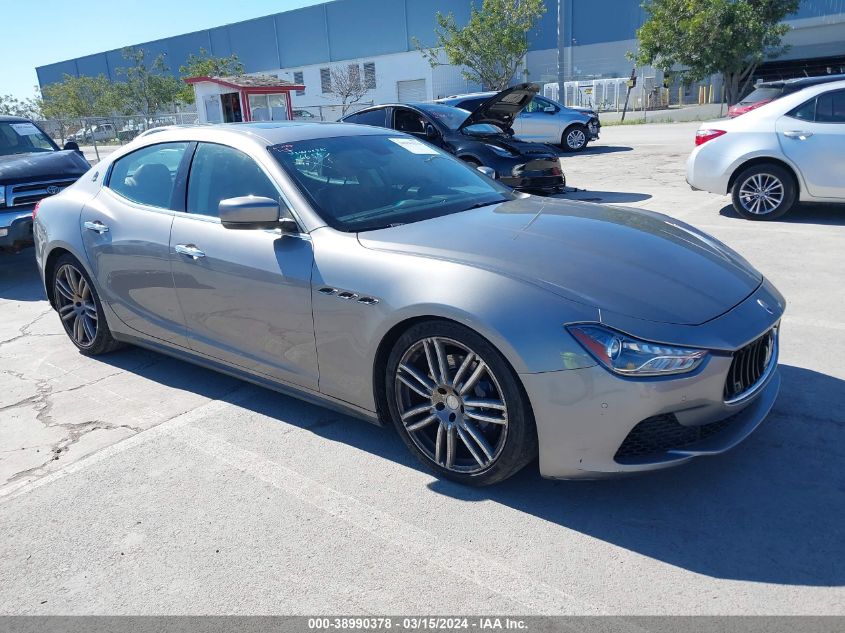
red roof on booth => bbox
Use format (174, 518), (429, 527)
(183, 74), (304, 92)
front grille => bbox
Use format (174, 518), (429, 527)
(615, 413), (737, 461)
(8, 178), (77, 207)
(724, 329), (776, 402)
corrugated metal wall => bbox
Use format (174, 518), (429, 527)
(35, 0), (845, 88)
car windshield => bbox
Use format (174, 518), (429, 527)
(416, 104), (505, 135)
(415, 104), (471, 130)
(271, 134), (514, 232)
(0, 121), (56, 156)
(739, 87), (782, 105)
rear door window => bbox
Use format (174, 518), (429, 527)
(107, 142), (190, 209)
(815, 90), (845, 123)
(344, 109), (388, 127)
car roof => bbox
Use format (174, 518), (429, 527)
(0, 115), (31, 123)
(136, 121), (393, 145)
(758, 73), (845, 90)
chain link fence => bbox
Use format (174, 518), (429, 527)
(35, 112), (200, 162)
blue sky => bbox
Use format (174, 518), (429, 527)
(0, 0), (325, 100)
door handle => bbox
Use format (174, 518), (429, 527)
(83, 220), (109, 234)
(175, 243), (206, 259)
(783, 130), (813, 140)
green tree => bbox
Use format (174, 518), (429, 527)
(178, 48), (245, 104)
(0, 91), (42, 119)
(415, 0), (546, 90)
(633, 0), (799, 105)
(115, 47), (183, 117)
(40, 74), (118, 119)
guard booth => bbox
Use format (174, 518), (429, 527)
(184, 75), (305, 124)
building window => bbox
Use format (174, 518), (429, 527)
(293, 71), (304, 96)
(320, 68), (331, 94)
(348, 64), (361, 90)
(363, 62), (376, 90)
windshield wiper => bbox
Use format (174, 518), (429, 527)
(461, 198), (508, 212)
(356, 222), (406, 232)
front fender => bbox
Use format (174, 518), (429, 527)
(310, 229), (597, 412)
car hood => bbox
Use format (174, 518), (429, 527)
(358, 197), (762, 325)
(458, 83), (539, 133)
(0, 150), (89, 186)
(461, 132), (560, 157)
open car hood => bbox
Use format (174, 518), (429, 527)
(458, 83), (538, 133)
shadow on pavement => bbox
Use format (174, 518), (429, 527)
(94, 334), (845, 588)
(719, 202), (845, 225)
(0, 249), (45, 302)
(574, 145), (634, 156)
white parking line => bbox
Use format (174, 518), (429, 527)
(168, 422), (608, 616)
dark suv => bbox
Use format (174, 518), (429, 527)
(0, 116), (89, 253)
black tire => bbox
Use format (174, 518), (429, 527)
(52, 253), (123, 356)
(385, 320), (537, 486)
(731, 164), (796, 220)
(561, 124), (589, 152)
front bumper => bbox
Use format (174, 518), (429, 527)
(521, 281), (784, 479)
(0, 206), (35, 250)
(522, 354), (779, 479)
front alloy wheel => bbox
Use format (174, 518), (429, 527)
(562, 124), (588, 152)
(386, 321), (537, 485)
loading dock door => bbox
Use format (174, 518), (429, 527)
(397, 79), (426, 103)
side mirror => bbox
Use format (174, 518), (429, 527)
(219, 196), (282, 230)
(63, 141), (81, 153)
(425, 124), (439, 140)
(476, 166), (497, 179)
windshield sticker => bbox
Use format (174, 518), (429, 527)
(9, 122), (41, 136)
(388, 137), (439, 155)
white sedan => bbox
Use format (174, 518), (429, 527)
(687, 78), (845, 220)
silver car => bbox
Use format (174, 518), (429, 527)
(34, 122), (783, 485)
(436, 92), (600, 151)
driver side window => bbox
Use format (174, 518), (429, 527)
(394, 109), (426, 135)
(187, 143), (280, 217)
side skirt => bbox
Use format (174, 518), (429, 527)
(111, 330), (383, 427)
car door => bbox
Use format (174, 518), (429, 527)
(513, 96), (559, 143)
(169, 142), (319, 389)
(81, 141), (192, 345)
(776, 88), (845, 199)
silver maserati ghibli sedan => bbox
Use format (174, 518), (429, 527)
(33, 122), (784, 485)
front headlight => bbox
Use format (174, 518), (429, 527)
(484, 144), (515, 157)
(568, 324), (707, 376)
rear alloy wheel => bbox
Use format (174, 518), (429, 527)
(731, 164), (796, 220)
(385, 321), (537, 485)
(561, 124), (588, 152)
(53, 254), (123, 355)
